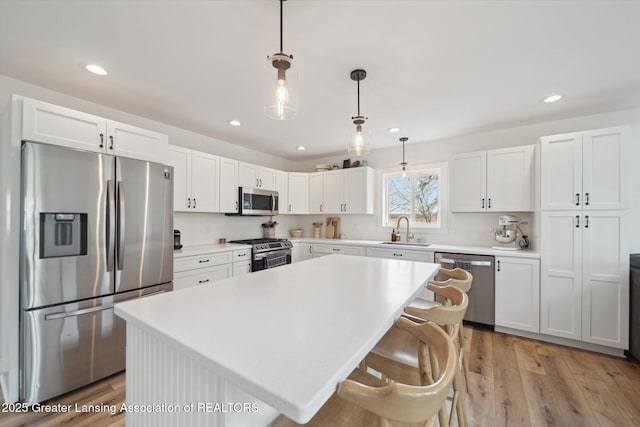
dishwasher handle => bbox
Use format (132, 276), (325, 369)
(437, 258), (493, 267)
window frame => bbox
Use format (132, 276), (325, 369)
(380, 162), (448, 232)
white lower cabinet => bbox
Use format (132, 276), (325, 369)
(173, 251), (233, 290)
(292, 242), (313, 263)
(494, 257), (540, 333)
(232, 249), (252, 276)
(311, 243), (365, 258)
(365, 247), (434, 263)
(366, 247), (435, 300)
(541, 211), (629, 349)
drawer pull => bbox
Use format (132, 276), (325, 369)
(393, 253), (403, 257)
(199, 259), (210, 263)
(198, 279), (210, 284)
(332, 248), (340, 252)
(238, 253), (247, 257)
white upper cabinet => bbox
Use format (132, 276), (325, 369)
(541, 126), (627, 210)
(342, 167), (374, 214)
(21, 96), (168, 163)
(276, 170), (289, 213)
(307, 167), (375, 215)
(451, 145), (534, 212)
(167, 145), (219, 213)
(219, 157), (239, 213)
(106, 120), (168, 164)
(238, 162), (276, 190)
(22, 96), (106, 152)
(287, 173), (309, 214)
(308, 172), (324, 214)
(322, 170), (344, 213)
(450, 151), (486, 212)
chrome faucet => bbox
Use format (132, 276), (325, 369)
(396, 216), (410, 242)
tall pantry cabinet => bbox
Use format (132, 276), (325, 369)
(540, 126), (629, 349)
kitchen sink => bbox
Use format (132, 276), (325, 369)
(380, 241), (431, 247)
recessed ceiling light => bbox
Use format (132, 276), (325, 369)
(543, 94), (562, 103)
(85, 64), (107, 76)
(228, 120), (242, 127)
(296, 146), (306, 151)
(388, 127), (400, 133)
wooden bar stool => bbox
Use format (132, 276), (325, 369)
(272, 318), (457, 427)
(367, 284), (469, 427)
(339, 318), (457, 427)
(423, 267), (473, 391)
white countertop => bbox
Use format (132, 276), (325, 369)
(290, 237), (540, 258)
(114, 255), (439, 423)
(173, 242), (251, 258)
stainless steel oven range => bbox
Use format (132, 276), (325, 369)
(229, 238), (292, 271)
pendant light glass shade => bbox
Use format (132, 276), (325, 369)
(348, 123), (371, 156)
(348, 69), (370, 156)
(264, 0), (298, 120)
(264, 54), (298, 120)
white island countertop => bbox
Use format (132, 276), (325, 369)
(115, 255), (439, 425)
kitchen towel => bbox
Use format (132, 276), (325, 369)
(454, 259), (472, 272)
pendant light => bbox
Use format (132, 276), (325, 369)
(264, 0), (298, 120)
(348, 69), (370, 156)
(399, 137), (408, 177)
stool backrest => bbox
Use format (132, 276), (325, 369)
(338, 318), (456, 424)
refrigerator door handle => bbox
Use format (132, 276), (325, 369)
(45, 303), (114, 320)
(117, 181), (125, 270)
(106, 180), (116, 272)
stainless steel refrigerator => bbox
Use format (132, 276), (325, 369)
(20, 142), (173, 404)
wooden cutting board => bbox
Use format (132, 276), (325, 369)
(325, 217), (341, 239)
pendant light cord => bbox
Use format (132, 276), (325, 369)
(357, 78), (361, 116)
(280, 0), (284, 53)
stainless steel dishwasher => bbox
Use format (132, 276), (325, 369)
(435, 252), (495, 328)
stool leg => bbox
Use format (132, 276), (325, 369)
(453, 368), (468, 427)
(459, 326), (470, 392)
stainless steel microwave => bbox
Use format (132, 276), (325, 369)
(238, 187), (279, 216)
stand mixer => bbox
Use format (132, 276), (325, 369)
(491, 215), (530, 250)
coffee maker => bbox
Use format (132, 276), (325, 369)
(491, 215), (529, 250)
(174, 229), (182, 250)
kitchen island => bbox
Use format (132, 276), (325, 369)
(114, 254), (439, 427)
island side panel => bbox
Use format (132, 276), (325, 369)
(124, 322), (279, 427)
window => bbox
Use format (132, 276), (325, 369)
(382, 166), (444, 229)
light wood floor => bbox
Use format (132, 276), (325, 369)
(2, 326), (640, 426)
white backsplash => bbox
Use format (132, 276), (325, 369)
(175, 210), (537, 250)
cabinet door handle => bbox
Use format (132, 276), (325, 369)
(481, 198), (485, 209)
(576, 215), (580, 228)
(585, 193), (590, 206)
(576, 193), (580, 206)
(288, 204), (291, 212)
(187, 197), (191, 208)
(343, 204), (347, 212)
(309, 246), (312, 253)
(235, 201), (238, 211)
(497, 260), (501, 272)
(320, 204), (323, 212)
(109, 135), (114, 150)
(488, 198), (492, 209)
(199, 259), (210, 263)
(198, 279), (210, 284)
(585, 215), (589, 228)
(256, 179), (259, 187)
(99, 133), (104, 148)
(260, 179), (263, 187)
(193, 198), (197, 208)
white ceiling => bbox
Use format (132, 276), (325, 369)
(2, 1), (640, 160)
